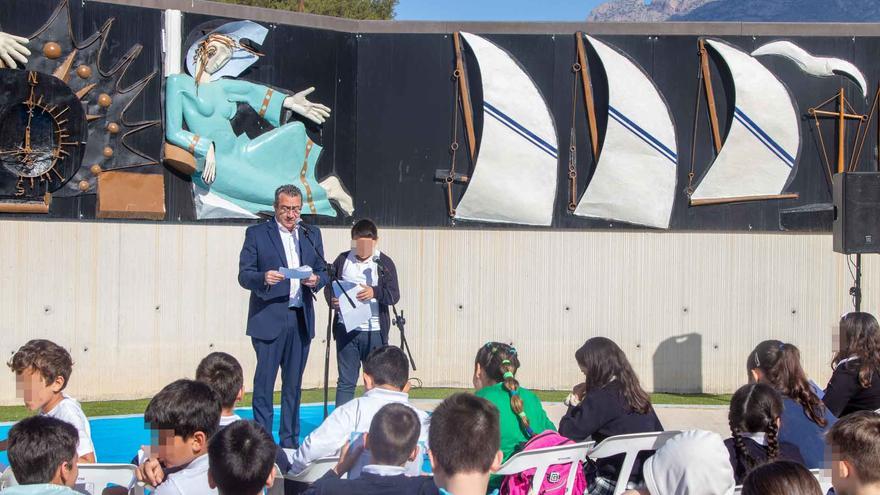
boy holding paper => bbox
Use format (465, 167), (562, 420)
(325, 219), (400, 407)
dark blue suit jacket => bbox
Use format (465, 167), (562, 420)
(238, 218), (329, 340)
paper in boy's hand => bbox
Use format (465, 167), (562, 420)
(333, 281), (372, 332)
(280, 265), (313, 280)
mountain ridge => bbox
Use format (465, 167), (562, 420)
(588, 0), (880, 22)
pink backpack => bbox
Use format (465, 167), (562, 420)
(500, 430), (588, 495)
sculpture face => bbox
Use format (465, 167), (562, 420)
(202, 39), (233, 75)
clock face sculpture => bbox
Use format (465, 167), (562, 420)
(0, 69), (85, 197)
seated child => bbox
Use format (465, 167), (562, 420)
(208, 420), (277, 495)
(305, 403), (437, 494)
(141, 379), (221, 495)
(2, 339), (95, 463)
(558, 337), (662, 493)
(136, 352), (244, 469)
(741, 460), (823, 495)
(747, 340), (836, 468)
(725, 383), (805, 484)
(473, 342), (555, 490)
(4, 416), (81, 495)
(285, 346), (429, 477)
(196, 352), (244, 427)
(827, 410), (880, 495)
(429, 393), (503, 495)
(623, 430), (735, 495)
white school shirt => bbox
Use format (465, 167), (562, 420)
(41, 394), (95, 459)
(285, 387), (429, 477)
(340, 250), (380, 332)
(277, 221), (303, 308)
(154, 454), (216, 495)
(218, 413), (242, 428)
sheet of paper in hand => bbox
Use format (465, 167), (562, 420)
(333, 280), (372, 332)
(280, 265), (313, 280)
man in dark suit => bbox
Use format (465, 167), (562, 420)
(238, 184), (328, 448)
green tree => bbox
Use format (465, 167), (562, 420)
(217, 0), (398, 20)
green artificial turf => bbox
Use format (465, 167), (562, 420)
(0, 388), (731, 422)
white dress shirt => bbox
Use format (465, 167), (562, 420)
(285, 387), (429, 478)
(277, 221), (302, 308)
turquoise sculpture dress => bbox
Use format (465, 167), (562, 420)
(165, 74), (335, 216)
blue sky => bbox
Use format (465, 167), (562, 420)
(395, 0), (606, 21)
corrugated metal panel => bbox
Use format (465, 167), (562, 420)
(0, 221), (861, 404)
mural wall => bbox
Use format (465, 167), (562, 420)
(0, 0), (876, 231)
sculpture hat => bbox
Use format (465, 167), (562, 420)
(185, 20), (268, 82)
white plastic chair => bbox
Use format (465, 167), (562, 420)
(0, 467), (18, 490)
(264, 464), (285, 495)
(494, 440), (595, 495)
(284, 456), (340, 483)
(810, 468), (833, 494)
(75, 463), (144, 495)
(587, 431), (681, 495)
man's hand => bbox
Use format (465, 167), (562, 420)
(356, 284), (374, 302)
(265, 270), (285, 286)
(135, 457), (165, 486)
(330, 297), (340, 310)
(332, 440), (364, 477)
(302, 274), (319, 288)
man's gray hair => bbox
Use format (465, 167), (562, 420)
(274, 184), (302, 204)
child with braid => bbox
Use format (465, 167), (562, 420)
(473, 342), (555, 490)
(724, 383), (805, 484)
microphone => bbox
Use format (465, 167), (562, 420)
(372, 254), (385, 275)
(296, 218), (311, 238)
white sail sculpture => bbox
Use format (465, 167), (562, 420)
(690, 39), (801, 204)
(752, 41), (867, 99)
(454, 32), (559, 226)
(573, 35), (678, 229)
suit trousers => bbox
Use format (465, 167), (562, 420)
(252, 306), (310, 448)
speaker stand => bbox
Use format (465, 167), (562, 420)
(850, 253), (863, 311)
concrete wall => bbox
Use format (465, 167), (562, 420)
(0, 219), (866, 405)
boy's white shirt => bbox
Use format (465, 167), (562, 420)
(41, 394), (95, 459)
(153, 454), (217, 495)
(218, 414), (242, 427)
(285, 387), (429, 477)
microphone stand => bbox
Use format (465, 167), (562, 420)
(375, 261), (417, 371)
(299, 223), (354, 419)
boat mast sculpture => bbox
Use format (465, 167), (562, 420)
(688, 38), (801, 206)
(440, 32), (559, 226)
(571, 34), (678, 229)
(164, 20), (353, 219)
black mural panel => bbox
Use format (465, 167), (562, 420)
(355, 31), (875, 231)
(1, 0), (877, 231)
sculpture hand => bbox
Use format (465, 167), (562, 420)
(202, 143), (216, 184)
(0, 32), (31, 69)
(283, 87), (331, 125)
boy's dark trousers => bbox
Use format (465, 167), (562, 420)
(334, 324), (386, 406)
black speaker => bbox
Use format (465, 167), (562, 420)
(833, 172), (880, 254)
